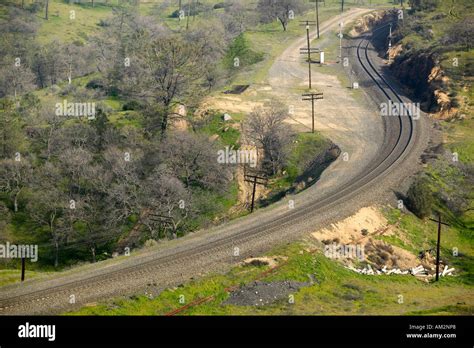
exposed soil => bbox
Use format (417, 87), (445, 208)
(310, 206), (434, 272)
(223, 280), (308, 307)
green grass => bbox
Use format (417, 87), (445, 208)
(34, 1), (115, 44)
(68, 241), (473, 315)
(444, 118), (474, 164)
(198, 111), (241, 148)
(0, 269), (53, 287)
(272, 132), (330, 189)
(381, 207), (473, 286)
(230, 6), (341, 87)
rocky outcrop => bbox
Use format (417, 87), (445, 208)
(390, 50), (458, 119)
(349, 10), (396, 37)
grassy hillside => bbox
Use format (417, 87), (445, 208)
(70, 238), (473, 316)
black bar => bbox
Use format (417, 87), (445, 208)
(0, 316), (470, 346)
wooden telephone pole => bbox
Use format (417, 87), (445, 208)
(21, 257), (25, 282)
(429, 212), (451, 282)
(244, 168), (268, 213)
(310, 0), (323, 38)
(186, 0), (191, 30)
(300, 20), (317, 89)
(302, 92), (323, 133)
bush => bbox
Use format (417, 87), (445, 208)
(122, 100), (142, 111)
(213, 2), (228, 9)
(223, 34), (264, 70)
(169, 3), (211, 18)
(406, 177), (434, 218)
(409, 0), (439, 11)
(444, 18), (474, 51)
(98, 19), (110, 27)
(86, 79), (105, 90)
(26, 2), (43, 13)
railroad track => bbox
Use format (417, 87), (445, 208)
(0, 22), (419, 315)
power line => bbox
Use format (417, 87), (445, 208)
(429, 212), (451, 282)
(243, 167), (268, 213)
(302, 92), (324, 133)
(300, 20), (317, 89)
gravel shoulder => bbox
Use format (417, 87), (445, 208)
(0, 9), (433, 315)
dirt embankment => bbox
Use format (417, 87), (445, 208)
(311, 207), (444, 279)
(351, 10), (460, 120)
(349, 10), (392, 36)
(389, 52), (459, 119)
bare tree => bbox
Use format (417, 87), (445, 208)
(27, 164), (65, 267)
(256, 0), (304, 31)
(221, 0), (256, 39)
(71, 165), (119, 263)
(160, 131), (232, 191)
(101, 145), (143, 222)
(57, 147), (94, 196)
(0, 158), (32, 212)
(121, 36), (208, 135)
(0, 64), (35, 99)
(141, 169), (192, 239)
(244, 102), (293, 175)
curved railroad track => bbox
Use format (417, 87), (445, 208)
(0, 20), (421, 315)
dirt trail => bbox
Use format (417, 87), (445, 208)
(206, 8), (383, 198)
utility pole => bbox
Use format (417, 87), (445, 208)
(316, 0), (320, 39)
(338, 21), (344, 63)
(244, 168), (268, 213)
(186, 0), (191, 30)
(429, 212), (451, 282)
(21, 257), (25, 282)
(388, 23), (392, 64)
(300, 20), (317, 89)
(341, 0), (344, 13)
(310, 0), (321, 39)
(302, 92), (323, 133)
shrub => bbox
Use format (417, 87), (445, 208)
(223, 34), (264, 70)
(406, 177), (434, 218)
(122, 100), (142, 111)
(86, 79), (105, 90)
(213, 2), (227, 10)
(444, 18), (474, 51)
(409, 0), (439, 11)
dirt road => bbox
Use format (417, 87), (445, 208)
(0, 9), (430, 315)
